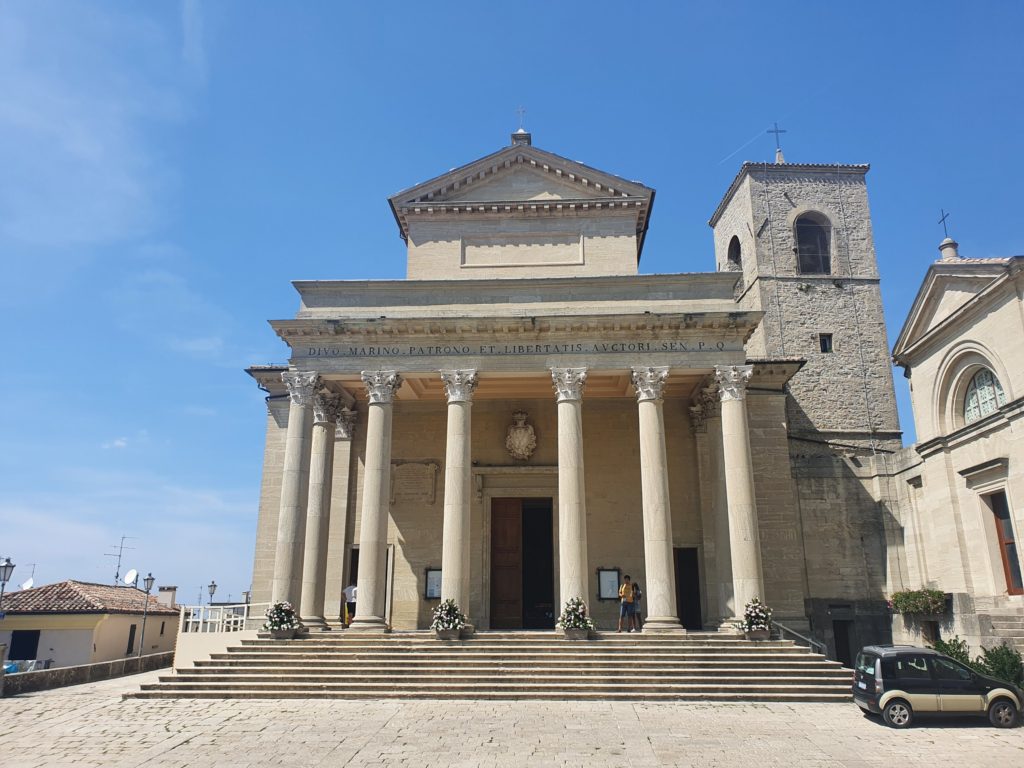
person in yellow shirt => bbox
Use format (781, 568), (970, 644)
(617, 574), (635, 632)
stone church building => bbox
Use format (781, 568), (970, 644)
(246, 130), (1022, 663)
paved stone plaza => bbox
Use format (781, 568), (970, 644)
(0, 671), (1021, 767)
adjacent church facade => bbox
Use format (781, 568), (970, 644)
(245, 131), (1023, 663)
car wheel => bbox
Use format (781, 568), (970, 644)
(988, 698), (1019, 728)
(882, 699), (913, 728)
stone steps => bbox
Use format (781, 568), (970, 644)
(132, 632), (851, 701)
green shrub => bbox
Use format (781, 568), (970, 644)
(975, 643), (1024, 688)
(930, 635), (972, 666)
(890, 589), (947, 615)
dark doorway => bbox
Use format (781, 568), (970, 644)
(674, 548), (703, 630)
(9, 629), (40, 660)
(126, 623), (137, 656)
(490, 497), (554, 629)
(833, 619), (854, 668)
(348, 547), (360, 587)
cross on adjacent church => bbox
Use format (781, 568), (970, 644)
(767, 122), (787, 151)
(938, 208), (951, 238)
(516, 106), (526, 131)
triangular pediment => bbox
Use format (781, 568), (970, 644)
(893, 261), (1011, 358)
(390, 142), (652, 208)
(443, 165), (608, 203)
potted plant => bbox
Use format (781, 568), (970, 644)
(430, 599), (467, 640)
(889, 589), (947, 615)
(263, 601), (301, 639)
(556, 597), (595, 640)
(741, 597), (772, 641)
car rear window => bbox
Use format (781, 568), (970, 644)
(855, 652), (877, 675)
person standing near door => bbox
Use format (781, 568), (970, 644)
(631, 582), (643, 631)
(343, 583), (357, 627)
(617, 575), (635, 632)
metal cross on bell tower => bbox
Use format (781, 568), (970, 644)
(768, 122), (787, 163)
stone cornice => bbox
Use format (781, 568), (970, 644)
(709, 161), (870, 228)
(915, 396), (1023, 458)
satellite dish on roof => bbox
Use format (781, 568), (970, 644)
(123, 569), (138, 586)
(20, 577), (33, 590)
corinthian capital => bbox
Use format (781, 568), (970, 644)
(312, 392), (345, 425)
(440, 369), (478, 403)
(361, 370), (403, 404)
(282, 370), (319, 407)
(630, 366), (670, 403)
(551, 367), (587, 403)
(335, 408), (357, 440)
(714, 364), (754, 402)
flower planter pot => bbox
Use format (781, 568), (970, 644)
(270, 628), (296, 640)
(435, 628), (461, 640)
(744, 628), (770, 641)
(563, 628), (591, 641)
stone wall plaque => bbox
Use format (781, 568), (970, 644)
(390, 461), (439, 505)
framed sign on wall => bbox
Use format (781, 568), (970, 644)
(597, 568), (621, 601)
(424, 568), (442, 600)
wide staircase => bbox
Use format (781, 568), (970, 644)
(131, 631), (852, 701)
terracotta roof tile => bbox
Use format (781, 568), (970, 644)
(2, 580), (179, 615)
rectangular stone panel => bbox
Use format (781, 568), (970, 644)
(461, 233), (583, 268)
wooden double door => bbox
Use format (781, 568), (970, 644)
(490, 498), (555, 629)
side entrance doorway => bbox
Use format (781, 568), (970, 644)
(490, 497), (555, 629)
(674, 547), (703, 630)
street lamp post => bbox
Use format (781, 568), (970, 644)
(0, 557), (15, 614)
(137, 573), (155, 659)
(208, 580), (217, 604)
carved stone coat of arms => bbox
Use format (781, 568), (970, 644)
(505, 410), (537, 461)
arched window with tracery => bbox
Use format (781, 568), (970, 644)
(795, 212), (831, 274)
(727, 235), (742, 268)
(963, 368), (1007, 424)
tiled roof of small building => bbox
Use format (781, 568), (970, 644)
(2, 580), (179, 615)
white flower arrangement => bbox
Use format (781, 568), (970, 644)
(556, 597), (595, 631)
(430, 599), (467, 631)
(263, 601), (301, 631)
(741, 597), (772, 632)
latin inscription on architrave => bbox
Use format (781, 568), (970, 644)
(302, 339), (734, 358)
(390, 461), (439, 505)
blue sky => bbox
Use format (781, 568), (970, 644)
(1, 1), (1022, 602)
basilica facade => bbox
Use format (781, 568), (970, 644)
(245, 130), (1021, 663)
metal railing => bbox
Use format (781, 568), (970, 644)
(178, 602), (270, 634)
(773, 621), (828, 656)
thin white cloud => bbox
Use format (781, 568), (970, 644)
(181, 0), (207, 82)
(102, 437), (129, 449)
(0, 468), (256, 597)
(0, 3), (193, 250)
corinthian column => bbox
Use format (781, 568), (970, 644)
(715, 364), (764, 624)
(631, 366), (683, 632)
(299, 392), (345, 628)
(271, 370), (319, 607)
(349, 370), (402, 632)
(439, 370), (477, 621)
(551, 367), (589, 610)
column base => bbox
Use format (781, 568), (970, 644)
(641, 616), (685, 633)
(301, 616), (328, 630)
(347, 617), (391, 633)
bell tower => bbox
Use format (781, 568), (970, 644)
(709, 160), (901, 452)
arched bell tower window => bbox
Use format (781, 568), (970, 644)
(795, 212), (831, 274)
(964, 368), (1007, 424)
(727, 236), (742, 268)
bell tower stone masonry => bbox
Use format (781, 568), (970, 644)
(709, 162), (901, 453)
